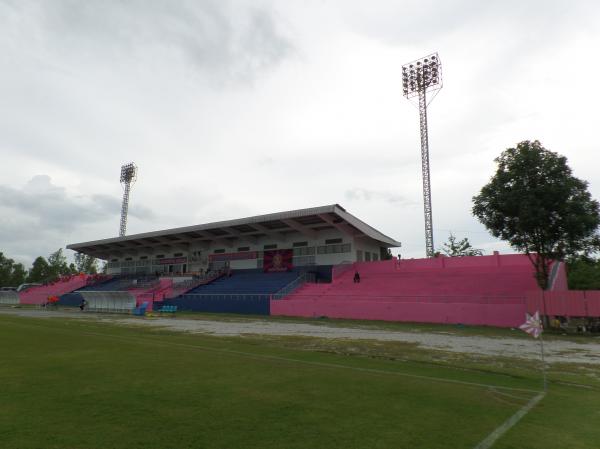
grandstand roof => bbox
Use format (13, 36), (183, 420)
(67, 204), (401, 259)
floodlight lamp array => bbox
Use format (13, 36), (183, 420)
(402, 53), (442, 99)
(120, 162), (137, 183)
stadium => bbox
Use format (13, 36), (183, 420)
(2, 4), (600, 448)
(2, 202), (595, 330)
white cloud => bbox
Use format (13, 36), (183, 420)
(1, 0), (599, 263)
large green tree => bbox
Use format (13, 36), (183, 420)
(473, 140), (600, 289)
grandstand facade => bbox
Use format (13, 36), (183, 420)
(67, 205), (401, 275)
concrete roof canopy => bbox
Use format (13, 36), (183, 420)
(67, 204), (401, 259)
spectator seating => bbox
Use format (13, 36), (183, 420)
(272, 255), (542, 327)
(163, 270), (301, 314)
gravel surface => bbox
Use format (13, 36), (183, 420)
(3, 308), (600, 365)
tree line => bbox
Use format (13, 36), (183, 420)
(0, 249), (104, 288)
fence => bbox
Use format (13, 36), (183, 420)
(272, 272), (316, 300)
(0, 291), (19, 305)
(527, 291), (600, 317)
(80, 291), (136, 313)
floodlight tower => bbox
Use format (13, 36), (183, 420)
(402, 53), (443, 258)
(119, 162), (138, 237)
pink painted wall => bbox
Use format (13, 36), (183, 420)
(272, 254), (543, 327)
(271, 296), (526, 327)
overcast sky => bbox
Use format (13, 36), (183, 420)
(1, 0), (600, 265)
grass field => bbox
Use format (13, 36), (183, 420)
(0, 313), (598, 449)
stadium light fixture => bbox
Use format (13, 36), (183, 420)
(119, 162), (138, 237)
(402, 52), (443, 258)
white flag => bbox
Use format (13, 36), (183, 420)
(520, 311), (543, 338)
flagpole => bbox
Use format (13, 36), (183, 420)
(539, 331), (547, 392)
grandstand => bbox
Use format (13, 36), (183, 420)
(1, 204), (584, 326)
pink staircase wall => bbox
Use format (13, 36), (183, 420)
(132, 279), (174, 311)
(19, 275), (89, 305)
(272, 254), (544, 328)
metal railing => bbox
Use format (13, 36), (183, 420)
(182, 293), (270, 301)
(165, 269), (227, 299)
(272, 272), (316, 300)
(0, 291), (19, 305)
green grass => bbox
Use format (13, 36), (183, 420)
(0, 314), (598, 449)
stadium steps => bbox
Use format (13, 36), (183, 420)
(271, 255), (541, 327)
(163, 270), (301, 314)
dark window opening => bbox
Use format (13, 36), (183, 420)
(214, 249), (225, 254)
(293, 241), (308, 247)
(237, 247), (250, 252)
(264, 244), (278, 250)
(325, 238), (343, 245)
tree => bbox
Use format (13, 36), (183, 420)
(473, 140), (600, 289)
(47, 248), (70, 280)
(28, 256), (51, 283)
(566, 256), (600, 290)
(381, 248), (393, 260)
(10, 262), (27, 286)
(440, 233), (483, 257)
(0, 252), (27, 287)
(74, 252), (99, 274)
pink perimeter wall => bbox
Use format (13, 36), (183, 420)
(271, 296), (526, 327)
(526, 291), (600, 317)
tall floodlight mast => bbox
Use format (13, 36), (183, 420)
(402, 53), (443, 258)
(119, 162), (138, 237)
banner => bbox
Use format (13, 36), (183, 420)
(157, 257), (187, 265)
(263, 249), (293, 272)
(209, 251), (258, 262)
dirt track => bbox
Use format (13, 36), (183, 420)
(2, 308), (600, 365)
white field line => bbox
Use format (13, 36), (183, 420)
(76, 328), (542, 394)
(473, 392), (546, 449)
